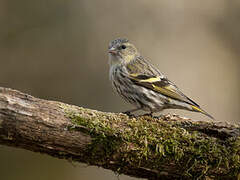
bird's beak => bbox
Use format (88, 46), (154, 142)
(108, 48), (117, 55)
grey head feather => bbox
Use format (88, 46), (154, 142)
(109, 38), (129, 49)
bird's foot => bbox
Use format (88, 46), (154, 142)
(142, 112), (153, 117)
(122, 111), (136, 118)
(154, 114), (165, 119)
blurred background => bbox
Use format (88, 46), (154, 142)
(0, 1), (239, 179)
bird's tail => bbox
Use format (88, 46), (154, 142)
(191, 105), (214, 120)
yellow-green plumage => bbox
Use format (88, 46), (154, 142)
(108, 38), (214, 119)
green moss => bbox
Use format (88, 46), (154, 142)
(61, 104), (240, 179)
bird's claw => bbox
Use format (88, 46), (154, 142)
(122, 111), (136, 118)
(142, 112), (153, 117)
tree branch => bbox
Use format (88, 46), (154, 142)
(0, 87), (239, 179)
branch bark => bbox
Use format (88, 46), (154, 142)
(0, 87), (239, 179)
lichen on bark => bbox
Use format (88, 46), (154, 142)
(61, 104), (240, 179)
(0, 87), (239, 179)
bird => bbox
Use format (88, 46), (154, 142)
(108, 38), (214, 119)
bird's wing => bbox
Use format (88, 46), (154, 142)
(129, 73), (200, 107)
(126, 56), (214, 119)
(126, 56), (163, 77)
(126, 56), (200, 107)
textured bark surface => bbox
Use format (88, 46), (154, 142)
(0, 87), (239, 179)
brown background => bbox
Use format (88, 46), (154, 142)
(0, 1), (239, 180)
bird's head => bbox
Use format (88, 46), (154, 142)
(108, 38), (139, 66)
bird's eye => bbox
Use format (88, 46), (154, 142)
(121, 45), (126, 49)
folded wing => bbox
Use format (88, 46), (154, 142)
(129, 73), (200, 107)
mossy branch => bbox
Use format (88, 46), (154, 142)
(0, 87), (239, 179)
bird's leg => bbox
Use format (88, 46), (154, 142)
(122, 108), (140, 117)
(142, 112), (153, 117)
